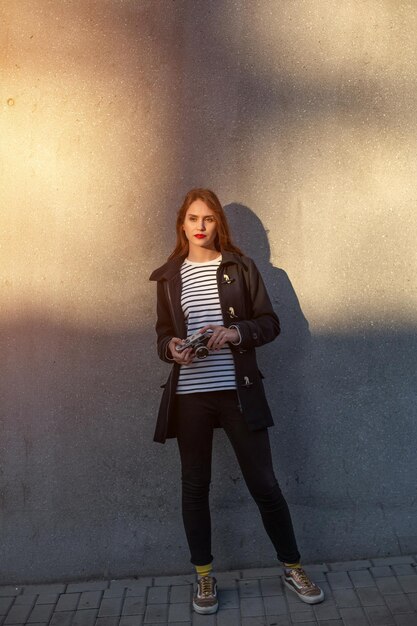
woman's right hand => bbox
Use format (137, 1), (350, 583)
(168, 337), (194, 365)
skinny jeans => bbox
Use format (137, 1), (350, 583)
(175, 390), (300, 566)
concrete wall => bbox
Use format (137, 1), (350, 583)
(1, 0), (416, 584)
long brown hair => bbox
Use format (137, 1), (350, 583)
(168, 188), (243, 260)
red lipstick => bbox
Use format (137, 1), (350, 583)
(195, 234), (206, 239)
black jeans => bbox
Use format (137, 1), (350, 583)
(175, 390), (301, 566)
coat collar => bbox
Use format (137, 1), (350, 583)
(149, 250), (247, 282)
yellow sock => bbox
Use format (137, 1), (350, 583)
(195, 563), (213, 579)
(283, 561), (302, 569)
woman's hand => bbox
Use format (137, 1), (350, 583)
(168, 337), (194, 365)
(199, 325), (239, 350)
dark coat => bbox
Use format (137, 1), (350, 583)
(149, 251), (280, 443)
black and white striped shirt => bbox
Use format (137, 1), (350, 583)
(176, 256), (237, 394)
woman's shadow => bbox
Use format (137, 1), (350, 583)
(224, 203), (312, 490)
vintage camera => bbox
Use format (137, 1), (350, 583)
(175, 330), (212, 360)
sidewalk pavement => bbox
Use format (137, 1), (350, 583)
(1, 555), (417, 626)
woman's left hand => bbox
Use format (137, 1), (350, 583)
(199, 324), (239, 351)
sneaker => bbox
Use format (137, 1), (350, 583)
(283, 567), (324, 604)
(193, 575), (218, 614)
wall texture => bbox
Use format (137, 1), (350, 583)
(1, 0), (416, 584)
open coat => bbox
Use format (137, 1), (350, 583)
(149, 251), (280, 443)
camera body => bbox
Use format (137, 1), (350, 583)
(175, 330), (212, 360)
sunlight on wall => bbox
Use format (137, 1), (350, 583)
(222, 0), (417, 330)
(0, 0), (176, 330)
(1, 0), (417, 332)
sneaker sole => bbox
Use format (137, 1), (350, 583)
(192, 600), (219, 614)
(283, 577), (325, 604)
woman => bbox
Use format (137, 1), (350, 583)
(149, 188), (324, 614)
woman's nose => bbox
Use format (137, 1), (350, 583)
(198, 219), (206, 230)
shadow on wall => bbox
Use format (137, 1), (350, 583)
(0, 315), (181, 583)
(210, 204), (417, 564)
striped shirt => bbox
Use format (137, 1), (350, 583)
(176, 256), (237, 394)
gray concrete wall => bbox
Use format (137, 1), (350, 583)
(1, 0), (416, 584)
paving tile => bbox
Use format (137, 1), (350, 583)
(313, 601), (340, 620)
(348, 570), (374, 588)
(265, 617), (292, 626)
(118, 618), (144, 626)
(78, 592), (102, 610)
(0, 589), (21, 598)
(27, 604), (54, 623)
(215, 571), (239, 588)
(146, 587), (169, 605)
(167, 602), (190, 622)
(317, 581), (333, 599)
(217, 588), (239, 609)
(290, 606), (315, 622)
(66, 583), (108, 594)
(391, 564), (416, 576)
(239, 579), (262, 598)
(143, 603), (168, 623)
(154, 575), (194, 587)
(216, 608), (240, 626)
(240, 596), (265, 617)
(375, 577), (403, 595)
(262, 594), (287, 615)
(260, 578), (284, 597)
(370, 567), (393, 578)
(124, 586), (148, 599)
(121, 597), (145, 616)
(364, 605), (395, 625)
(339, 607), (370, 626)
(95, 618), (119, 626)
(397, 575), (417, 593)
(241, 618), (267, 626)
(356, 587), (385, 606)
(241, 566), (282, 578)
(36, 593), (60, 605)
(371, 556), (415, 566)
(303, 568), (327, 582)
(23, 585), (67, 595)
(317, 621), (343, 626)
(55, 595), (80, 612)
(97, 597), (123, 618)
(384, 593), (414, 614)
(326, 572), (353, 590)
(0, 598), (14, 615)
(393, 615), (417, 626)
(169, 585), (191, 604)
(13, 594), (37, 606)
(4, 604), (33, 624)
(303, 563), (329, 573)
(329, 560), (372, 572)
(408, 594), (417, 611)
(332, 588), (360, 608)
(49, 611), (76, 626)
(71, 609), (98, 626)
(192, 612), (216, 625)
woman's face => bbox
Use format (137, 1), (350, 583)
(182, 199), (218, 251)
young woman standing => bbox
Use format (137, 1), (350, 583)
(149, 188), (324, 614)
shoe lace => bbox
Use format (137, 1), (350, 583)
(293, 568), (313, 587)
(199, 575), (213, 597)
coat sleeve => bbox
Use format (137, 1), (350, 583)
(233, 258), (280, 350)
(155, 280), (175, 363)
